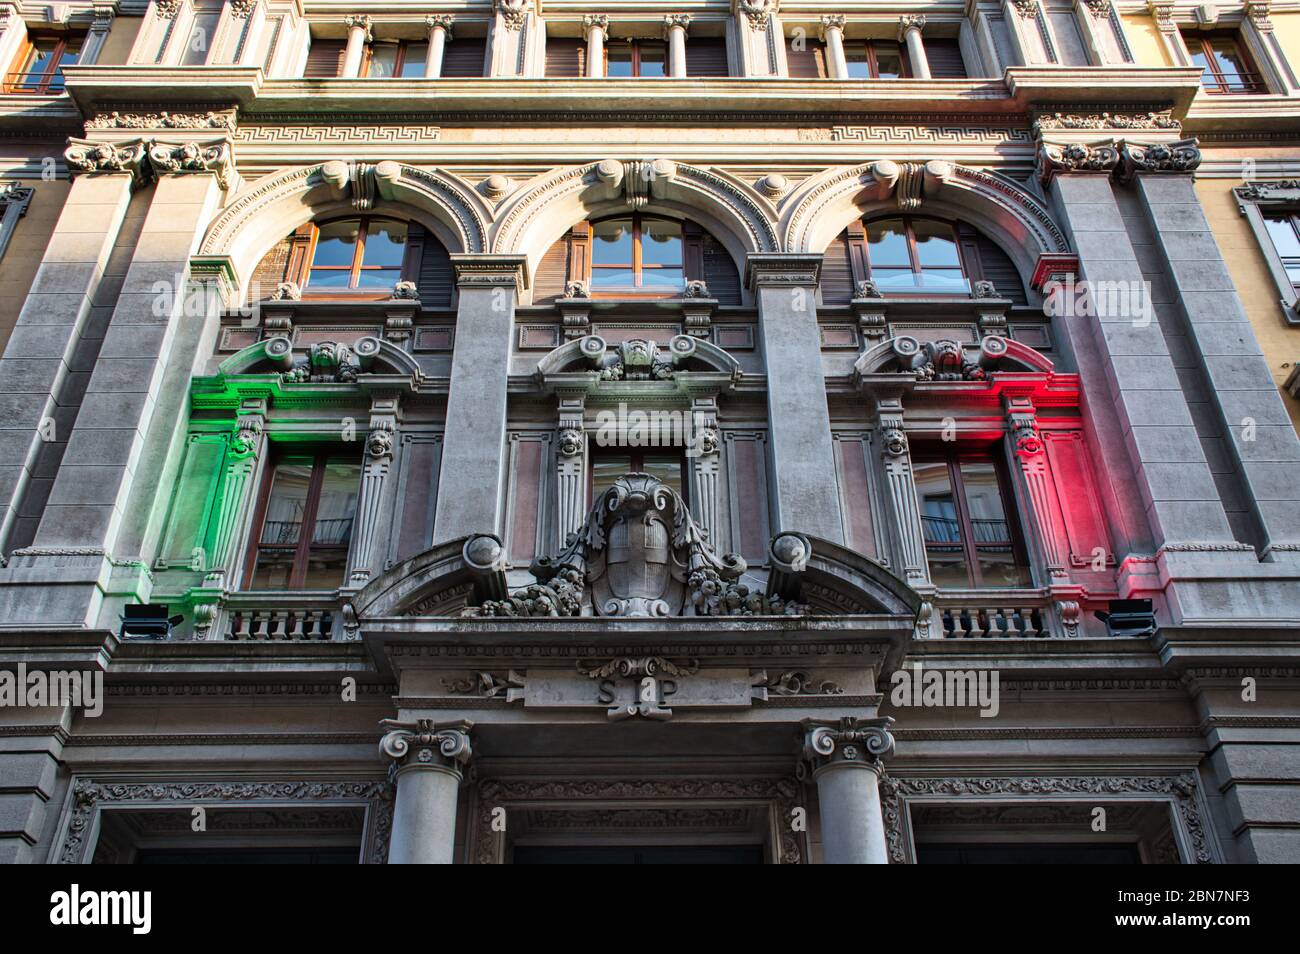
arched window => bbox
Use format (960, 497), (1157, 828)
(248, 216), (454, 304)
(532, 214), (741, 303)
(820, 216), (1027, 304)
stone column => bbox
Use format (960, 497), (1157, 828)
(433, 255), (527, 543)
(664, 14), (690, 77)
(348, 394), (399, 586)
(874, 392), (929, 587)
(745, 254), (843, 543)
(342, 15), (372, 78)
(899, 15), (930, 78)
(584, 14), (608, 77)
(687, 398), (722, 541)
(380, 719), (473, 865)
(802, 717), (894, 864)
(0, 140), (142, 561)
(81, 5), (116, 64)
(1004, 394), (1069, 583)
(820, 15), (848, 78)
(425, 15), (452, 77)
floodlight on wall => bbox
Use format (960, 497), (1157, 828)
(119, 604), (183, 641)
(1093, 599), (1157, 639)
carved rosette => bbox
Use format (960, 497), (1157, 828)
(800, 717), (895, 777)
(64, 138), (150, 181)
(379, 719), (474, 776)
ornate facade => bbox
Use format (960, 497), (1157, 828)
(0, 0), (1297, 864)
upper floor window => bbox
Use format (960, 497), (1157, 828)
(306, 217), (408, 293)
(590, 214), (683, 295)
(245, 452), (361, 590)
(366, 39), (428, 78)
(1263, 212), (1300, 294)
(865, 216), (967, 294)
(591, 449), (686, 503)
(844, 39), (908, 79)
(914, 449), (1030, 588)
(180, 8), (223, 66)
(605, 39), (667, 77)
(1184, 30), (1266, 94)
(6, 31), (82, 93)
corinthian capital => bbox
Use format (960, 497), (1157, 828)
(426, 14), (454, 38)
(379, 718), (474, 774)
(148, 138), (235, 191)
(583, 13), (609, 37)
(345, 14), (372, 41)
(663, 13), (691, 37)
(64, 137), (150, 182)
(898, 13), (926, 39)
(801, 717), (895, 775)
(819, 14), (845, 41)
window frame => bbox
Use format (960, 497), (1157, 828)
(302, 215), (413, 298)
(843, 38), (911, 79)
(862, 215), (970, 297)
(243, 449), (361, 591)
(1183, 29), (1267, 94)
(588, 446), (689, 507)
(913, 446), (1031, 589)
(5, 30), (83, 94)
(362, 39), (428, 78)
(587, 213), (686, 298)
(1234, 181), (1300, 327)
(603, 38), (668, 78)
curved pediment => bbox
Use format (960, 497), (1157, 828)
(218, 336), (423, 382)
(353, 536), (509, 620)
(536, 334), (740, 382)
(854, 335), (1055, 381)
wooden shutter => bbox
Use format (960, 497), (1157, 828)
(417, 229), (454, 307)
(786, 41), (826, 78)
(683, 222), (706, 281)
(441, 37), (486, 77)
(533, 235), (570, 303)
(820, 233), (855, 305)
(685, 37), (729, 77)
(249, 235), (292, 301)
(702, 233), (741, 304)
(926, 38), (968, 78)
(568, 221), (592, 285)
(959, 224), (1027, 304)
(545, 37), (585, 77)
(303, 38), (346, 77)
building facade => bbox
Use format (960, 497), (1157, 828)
(0, 0), (1297, 864)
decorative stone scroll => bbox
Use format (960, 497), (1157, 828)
(63, 137), (150, 180)
(378, 718), (474, 774)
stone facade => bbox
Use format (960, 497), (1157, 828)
(0, 0), (1297, 865)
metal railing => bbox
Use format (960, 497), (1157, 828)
(2, 71), (66, 94)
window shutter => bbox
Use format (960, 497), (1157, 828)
(786, 41), (826, 78)
(545, 37), (586, 77)
(959, 224), (1027, 305)
(568, 221), (592, 285)
(248, 235), (292, 301)
(685, 37), (729, 77)
(417, 232), (454, 307)
(820, 233), (855, 305)
(925, 38), (968, 78)
(303, 38), (346, 77)
(285, 224), (314, 287)
(441, 37), (487, 77)
(683, 221), (706, 281)
(533, 235), (570, 303)
(845, 220), (869, 286)
(702, 234), (741, 304)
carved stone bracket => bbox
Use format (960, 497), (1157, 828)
(148, 138), (234, 191)
(1117, 138), (1202, 182)
(378, 718), (474, 777)
(735, 0), (778, 30)
(63, 137), (150, 182)
(1036, 139), (1120, 185)
(1038, 136), (1201, 185)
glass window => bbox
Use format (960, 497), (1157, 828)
(865, 216), (968, 294)
(364, 40), (428, 78)
(589, 214), (684, 294)
(844, 40), (909, 79)
(248, 454), (360, 590)
(180, 11), (222, 66)
(1265, 213), (1300, 291)
(306, 217), (408, 293)
(590, 451), (685, 502)
(915, 451), (1030, 588)
(1184, 31), (1265, 94)
(8, 33), (81, 92)
(604, 40), (667, 77)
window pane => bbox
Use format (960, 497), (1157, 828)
(591, 267), (636, 289)
(959, 461), (1031, 587)
(261, 462), (313, 545)
(1265, 216), (1300, 257)
(312, 220), (360, 267)
(307, 269), (354, 289)
(362, 221), (408, 267)
(639, 219), (682, 265)
(867, 218), (911, 267)
(844, 44), (872, 79)
(916, 269), (970, 294)
(312, 460), (360, 546)
(912, 220), (961, 267)
(916, 461), (971, 587)
(641, 455), (683, 499)
(180, 12), (221, 66)
(400, 42), (428, 76)
(639, 267), (684, 289)
(591, 455), (633, 498)
(250, 549), (296, 589)
(592, 219), (634, 264)
(367, 44), (399, 78)
(872, 268), (920, 292)
(873, 45), (904, 79)
(353, 267), (402, 290)
(606, 44), (634, 77)
(301, 550), (349, 590)
(637, 41), (667, 77)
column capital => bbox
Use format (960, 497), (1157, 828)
(663, 13), (691, 38)
(148, 138), (235, 191)
(1116, 137), (1201, 182)
(345, 13), (373, 41)
(380, 718), (474, 776)
(63, 137), (151, 183)
(583, 13), (610, 38)
(744, 252), (822, 290)
(426, 14), (454, 37)
(1036, 138), (1120, 185)
(800, 717), (895, 776)
(450, 253), (530, 291)
(898, 14), (926, 40)
(819, 14), (846, 41)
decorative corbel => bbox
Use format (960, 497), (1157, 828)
(1116, 137), (1201, 182)
(63, 137), (151, 183)
(348, 397), (399, 587)
(1036, 138), (1120, 185)
(1004, 393), (1069, 583)
(148, 138), (235, 191)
